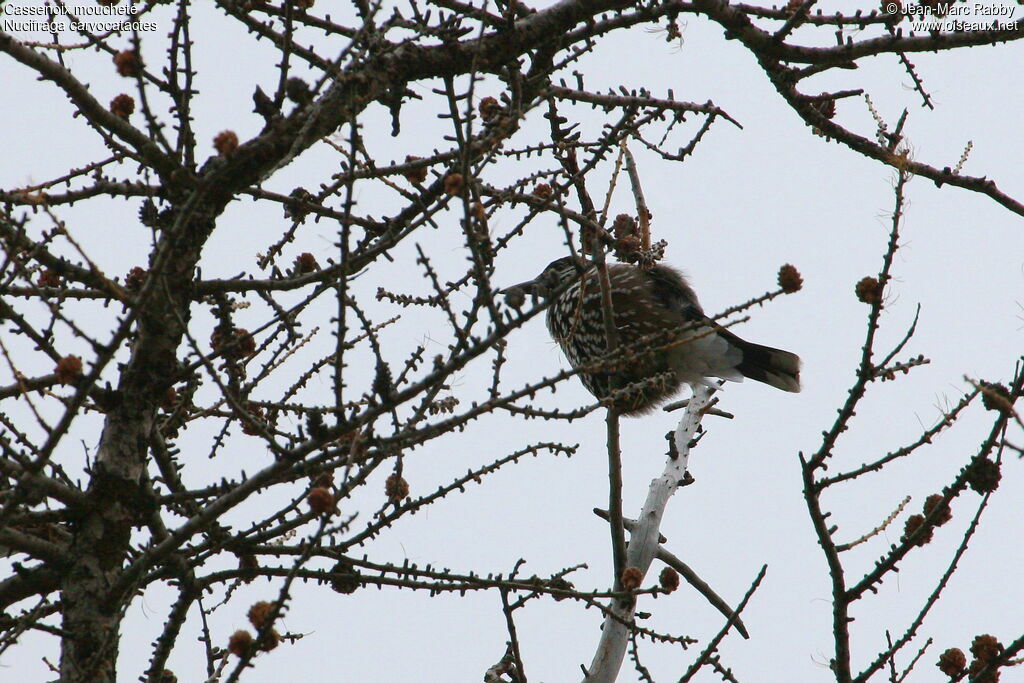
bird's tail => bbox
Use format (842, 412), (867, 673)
(733, 338), (801, 393)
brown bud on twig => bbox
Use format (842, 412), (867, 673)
(980, 381), (1013, 416)
(237, 329), (257, 356)
(658, 567), (679, 592)
(965, 457), (1001, 494)
(228, 630), (253, 657)
(294, 252), (319, 274)
(443, 172), (464, 196)
(125, 266), (146, 291)
(385, 473), (409, 503)
(211, 326), (256, 359)
(778, 263), (803, 293)
(621, 566), (643, 590)
(923, 494), (953, 526)
(936, 648), (966, 677)
(285, 187), (313, 221)
(285, 77), (311, 105)
(901, 514), (933, 547)
(967, 634), (1004, 682)
(970, 634), (1002, 664)
(56, 355), (83, 385)
(614, 234), (641, 263)
(814, 97), (837, 120)
(113, 50), (141, 77)
(247, 601), (274, 629)
(612, 213), (637, 240)
(139, 199), (159, 227)
(478, 96), (501, 121)
(37, 268), (61, 287)
(238, 553), (258, 583)
(214, 130), (239, 156)
(330, 558), (361, 594)
(855, 276), (881, 305)
(307, 487), (335, 515)
(110, 94), (134, 119)
(404, 156), (428, 184)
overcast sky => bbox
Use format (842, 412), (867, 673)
(2, 1), (1022, 681)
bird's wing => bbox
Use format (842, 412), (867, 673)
(645, 264), (705, 321)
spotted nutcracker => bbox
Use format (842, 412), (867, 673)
(504, 255), (800, 415)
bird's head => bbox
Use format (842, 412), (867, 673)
(501, 255), (589, 304)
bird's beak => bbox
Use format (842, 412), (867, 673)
(500, 278), (538, 296)
(500, 277), (540, 309)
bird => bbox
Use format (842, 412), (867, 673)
(504, 255), (800, 415)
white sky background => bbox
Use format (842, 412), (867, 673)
(1, 1), (1023, 681)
